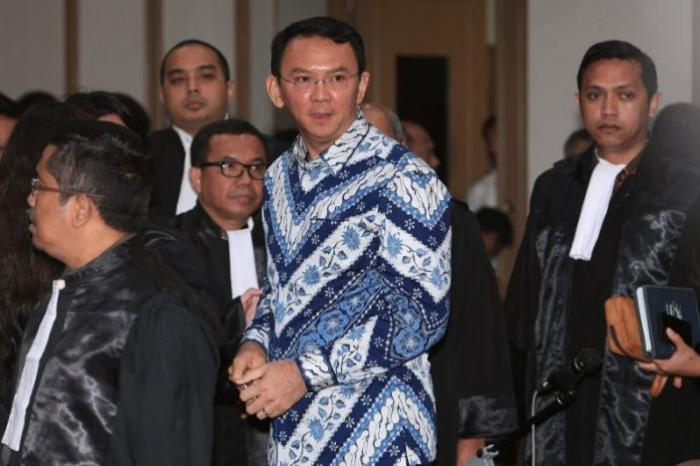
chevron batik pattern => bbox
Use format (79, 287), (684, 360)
(244, 114), (452, 465)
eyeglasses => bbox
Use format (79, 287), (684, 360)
(279, 72), (359, 92)
(30, 177), (104, 198)
(198, 159), (267, 180)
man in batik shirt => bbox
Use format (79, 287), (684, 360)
(230, 16), (451, 465)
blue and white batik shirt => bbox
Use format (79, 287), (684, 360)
(244, 114), (451, 465)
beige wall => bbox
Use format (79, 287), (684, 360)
(0, 1), (66, 99)
(79, 0), (146, 103)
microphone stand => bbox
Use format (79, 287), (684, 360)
(466, 387), (578, 466)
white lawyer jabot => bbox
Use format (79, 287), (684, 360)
(2, 279), (65, 451)
(227, 217), (259, 300)
(569, 156), (626, 261)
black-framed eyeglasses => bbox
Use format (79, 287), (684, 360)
(30, 177), (104, 198)
(197, 159), (267, 180)
(279, 72), (359, 92)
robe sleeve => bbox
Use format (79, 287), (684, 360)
(110, 293), (218, 466)
(503, 174), (549, 421)
(433, 202), (518, 442)
(295, 156), (452, 391)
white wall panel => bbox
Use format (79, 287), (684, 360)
(0, 1), (65, 99)
(79, 0), (146, 104)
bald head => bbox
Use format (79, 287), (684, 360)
(403, 121), (440, 169)
(361, 102), (395, 139)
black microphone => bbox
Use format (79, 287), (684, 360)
(538, 348), (602, 393)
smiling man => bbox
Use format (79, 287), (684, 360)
(150, 39), (235, 218)
(230, 17), (451, 465)
(505, 41), (700, 465)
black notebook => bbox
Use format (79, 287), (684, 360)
(634, 286), (700, 359)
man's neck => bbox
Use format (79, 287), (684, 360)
(64, 229), (131, 270)
(598, 140), (647, 166)
(201, 203), (249, 231)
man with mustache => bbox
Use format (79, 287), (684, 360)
(1, 121), (217, 465)
(175, 118), (268, 466)
(151, 39), (235, 218)
(506, 41), (700, 465)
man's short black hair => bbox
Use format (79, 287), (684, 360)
(476, 207), (513, 247)
(270, 16), (366, 78)
(160, 39), (230, 85)
(577, 40), (657, 98)
(47, 121), (152, 233)
(191, 119), (267, 166)
(0, 93), (20, 119)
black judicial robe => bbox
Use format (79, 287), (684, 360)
(643, 194), (700, 465)
(176, 204), (268, 466)
(505, 146), (700, 465)
(149, 128), (186, 218)
(430, 200), (517, 466)
(2, 239), (217, 466)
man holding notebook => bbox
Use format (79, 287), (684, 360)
(505, 40), (700, 465)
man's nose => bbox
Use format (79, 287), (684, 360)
(310, 79), (331, 101)
(186, 75), (200, 93)
(602, 95), (617, 115)
(27, 189), (36, 207)
(237, 168), (254, 185)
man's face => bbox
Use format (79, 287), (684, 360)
(577, 59), (658, 157)
(190, 133), (265, 230)
(404, 122), (440, 169)
(26, 145), (73, 261)
(160, 44), (234, 134)
(0, 115), (17, 159)
(266, 36), (369, 156)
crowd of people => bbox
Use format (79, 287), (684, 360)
(0, 14), (699, 466)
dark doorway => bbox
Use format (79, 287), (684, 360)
(396, 55), (449, 180)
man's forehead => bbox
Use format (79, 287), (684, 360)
(581, 59), (643, 87)
(164, 44), (220, 72)
(280, 36), (358, 71)
(209, 133), (266, 158)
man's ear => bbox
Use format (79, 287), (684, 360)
(159, 87), (164, 105)
(266, 74), (285, 109)
(649, 93), (660, 118)
(71, 195), (93, 228)
(356, 71), (371, 104)
(190, 166), (203, 195)
(226, 80), (236, 104)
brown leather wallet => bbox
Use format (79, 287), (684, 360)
(604, 296), (675, 397)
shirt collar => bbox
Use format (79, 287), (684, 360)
(290, 111), (369, 176)
(172, 125), (193, 147)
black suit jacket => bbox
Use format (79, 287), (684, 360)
(150, 127), (186, 218)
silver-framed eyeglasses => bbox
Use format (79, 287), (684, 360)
(280, 72), (359, 92)
(30, 177), (104, 198)
(198, 159), (267, 180)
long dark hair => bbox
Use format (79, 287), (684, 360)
(0, 102), (86, 386)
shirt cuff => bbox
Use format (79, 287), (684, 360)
(296, 349), (337, 392)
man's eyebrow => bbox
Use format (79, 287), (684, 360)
(166, 64), (218, 78)
(287, 66), (353, 74)
(221, 154), (267, 163)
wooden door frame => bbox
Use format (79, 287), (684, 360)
(495, 0), (527, 284)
